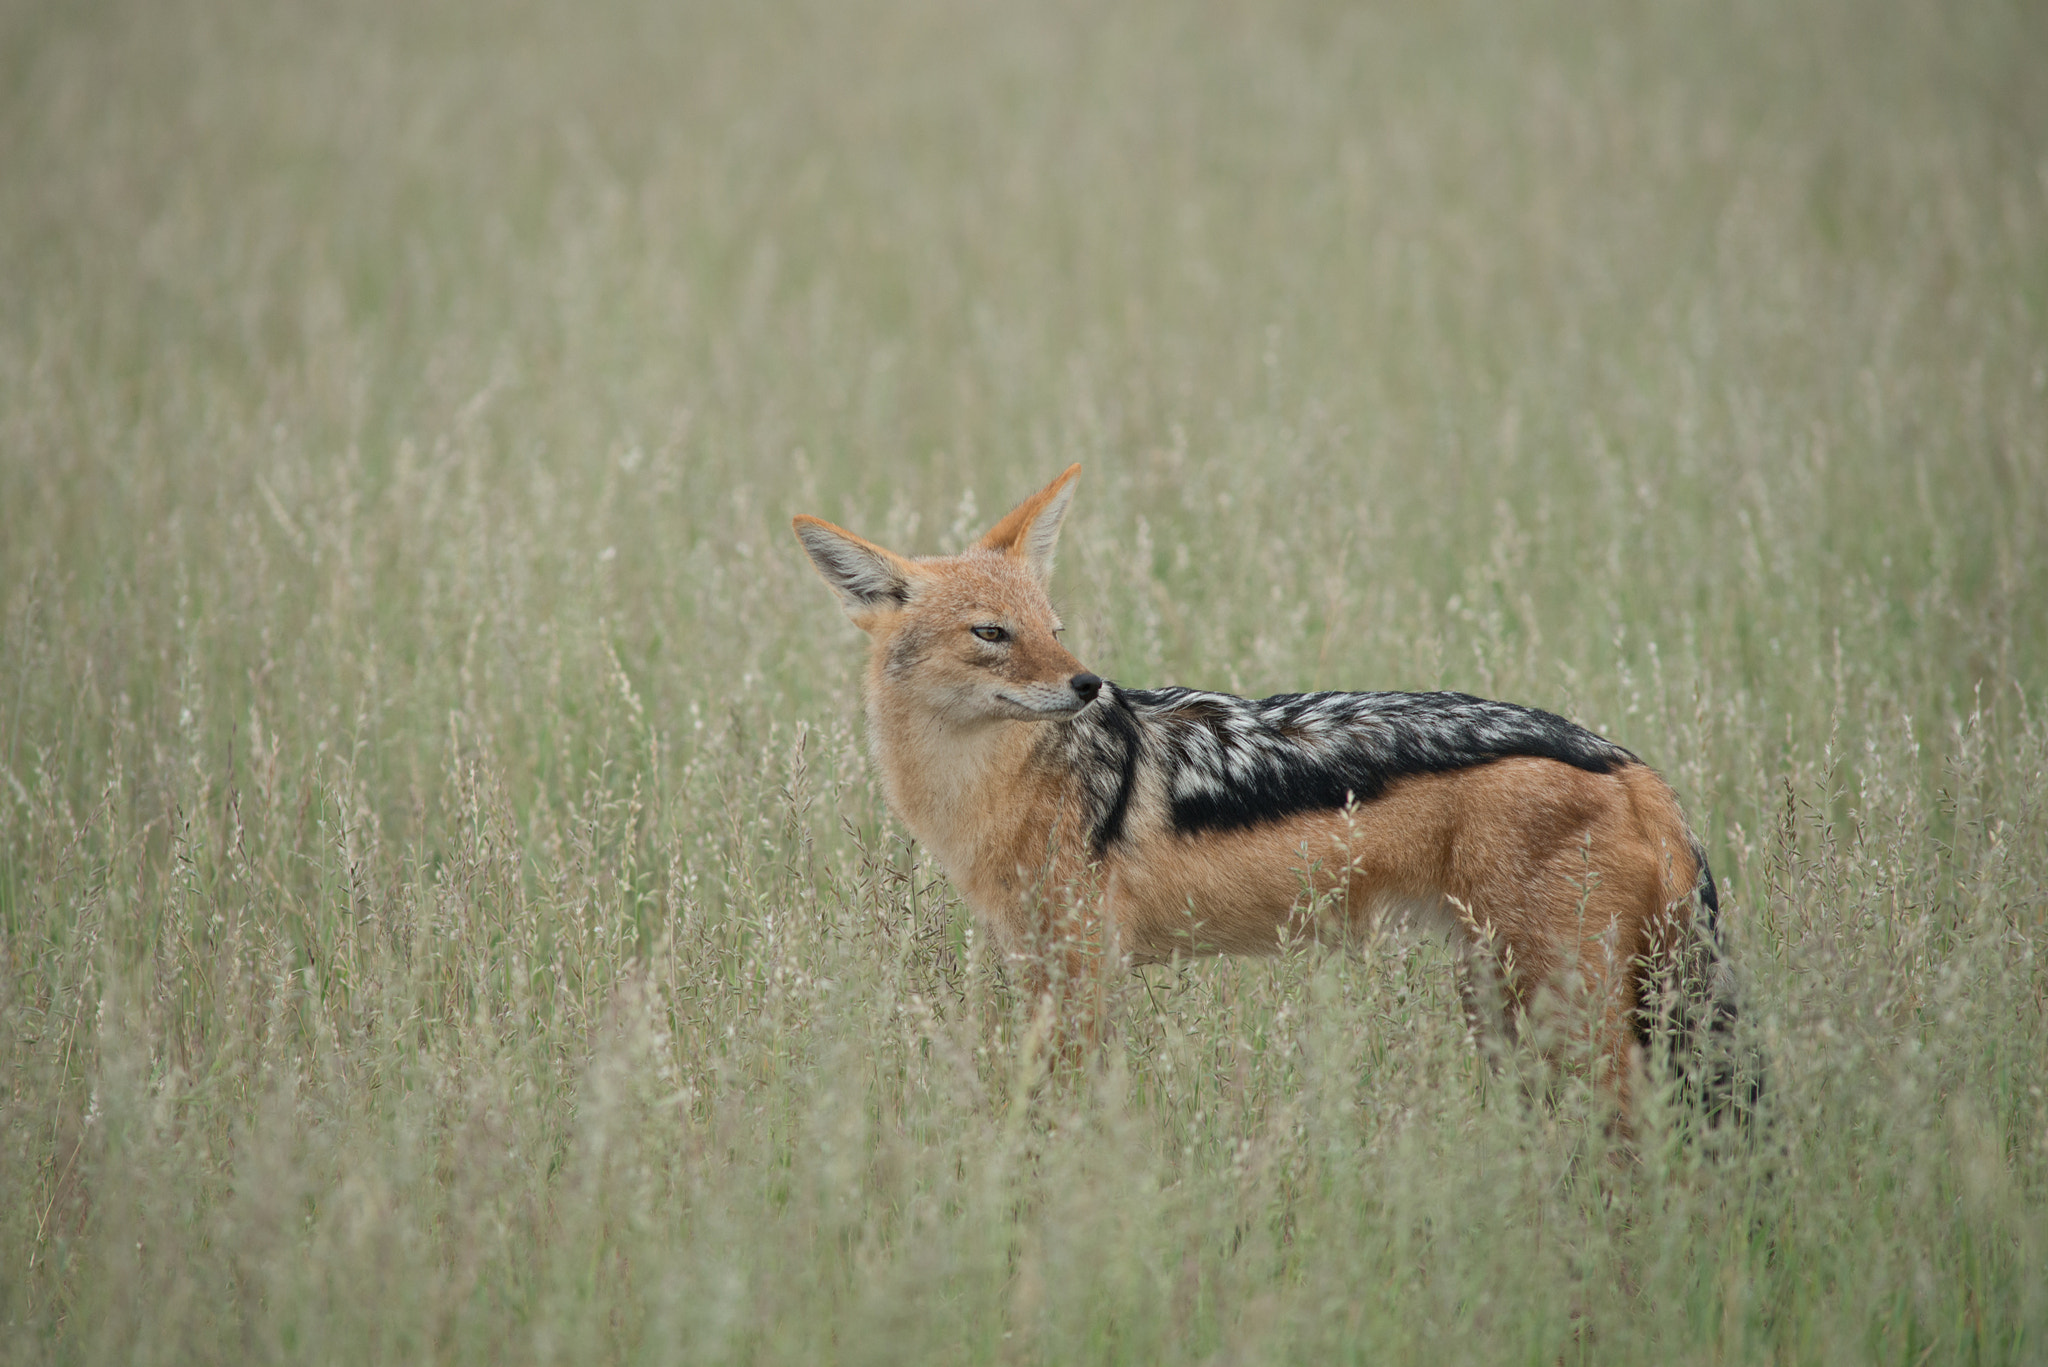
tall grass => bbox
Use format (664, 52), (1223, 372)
(3, 0), (2045, 1361)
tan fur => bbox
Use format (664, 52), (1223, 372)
(794, 466), (1707, 1108)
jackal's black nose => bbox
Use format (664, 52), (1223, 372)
(1070, 672), (1102, 703)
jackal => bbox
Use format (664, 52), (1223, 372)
(794, 465), (1743, 1116)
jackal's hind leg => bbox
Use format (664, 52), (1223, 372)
(1452, 939), (1518, 1068)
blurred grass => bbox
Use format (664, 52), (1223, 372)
(2, 0), (2045, 1362)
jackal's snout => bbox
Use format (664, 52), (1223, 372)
(1070, 672), (1102, 704)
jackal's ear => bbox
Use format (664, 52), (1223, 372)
(976, 463), (1080, 586)
(792, 515), (916, 620)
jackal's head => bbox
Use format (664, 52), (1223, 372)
(792, 465), (1101, 725)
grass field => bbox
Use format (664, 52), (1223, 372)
(3, 0), (2046, 1361)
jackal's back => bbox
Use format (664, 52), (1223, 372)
(1062, 686), (1639, 852)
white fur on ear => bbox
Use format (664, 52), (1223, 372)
(975, 464), (1081, 587)
(1018, 477), (1076, 584)
(792, 516), (914, 616)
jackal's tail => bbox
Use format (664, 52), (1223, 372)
(1637, 838), (1764, 1129)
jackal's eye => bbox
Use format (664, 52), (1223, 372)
(971, 625), (1007, 643)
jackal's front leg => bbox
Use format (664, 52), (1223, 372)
(1011, 884), (1117, 1073)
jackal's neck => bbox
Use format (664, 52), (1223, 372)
(860, 688), (1084, 909)
(864, 696), (1033, 842)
